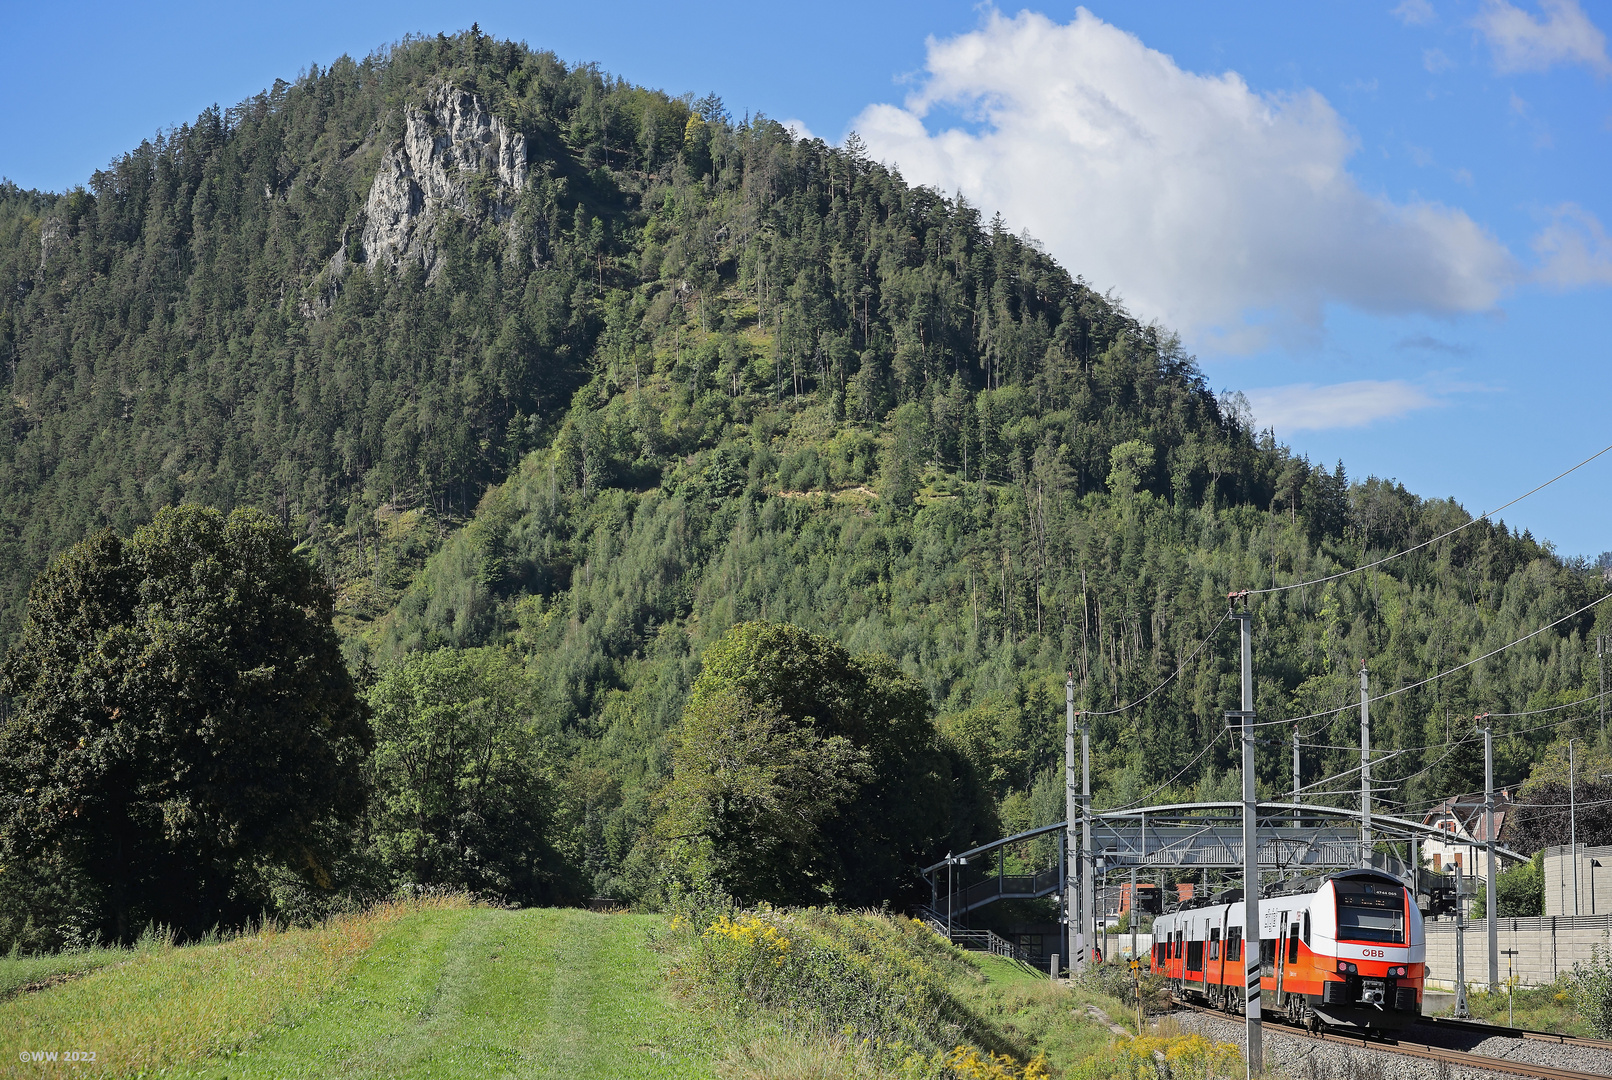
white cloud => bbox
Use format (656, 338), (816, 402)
(1394, 0), (1438, 26)
(1472, 0), (1611, 74)
(854, 9), (1515, 351)
(1245, 380), (1440, 432)
(1533, 203), (1612, 286)
(780, 118), (817, 141)
(1423, 47), (1455, 73)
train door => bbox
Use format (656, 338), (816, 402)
(1186, 918), (1204, 981)
(1274, 912), (1288, 1004)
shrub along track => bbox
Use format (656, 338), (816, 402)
(1171, 997), (1612, 1080)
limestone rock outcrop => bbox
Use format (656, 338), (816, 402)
(353, 83), (527, 278)
(38, 217), (64, 269)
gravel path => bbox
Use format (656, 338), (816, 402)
(1173, 1010), (1546, 1080)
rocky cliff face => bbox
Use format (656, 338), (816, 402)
(353, 83), (528, 279)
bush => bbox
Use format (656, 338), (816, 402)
(1571, 942), (1612, 1037)
(1118, 1030), (1241, 1080)
(658, 898), (1047, 1076)
(1076, 961), (1168, 1016)
(1472, 852), (1544, 918)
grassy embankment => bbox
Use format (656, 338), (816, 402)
(0, 897), (720, 1079)
(1426, 979), (1597, 1038)
(0, 898), (1233, 1079)
(657, 904), (1239, 1079)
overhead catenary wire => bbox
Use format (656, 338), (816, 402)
(1102, 601), (1603, 807)
(1255, 589), (1612, 728)
(1111, 725), (1230, 811)
(1280, 634), (1608, 744)
(1082, 609), (1231, 717)
(1243, 439), (1612, 598)
(1293, 696), (1605, 754)
(1076, 442), (1612, 804)
(1301, 708), (1606, 819)
(1483, 691), (1610, 719)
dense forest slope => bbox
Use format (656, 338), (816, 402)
(2, 30), (1606, 904)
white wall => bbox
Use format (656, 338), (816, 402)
(1422, 915), (1612, 988)
(1543, 845), (1612, 917)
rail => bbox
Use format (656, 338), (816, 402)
(1419, 1015), (1612, 1051)
(1172, 997), (1611, 1080)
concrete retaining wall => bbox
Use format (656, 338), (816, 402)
(1543, 844), (1612, 916)
(1422, 914), (1612, 988)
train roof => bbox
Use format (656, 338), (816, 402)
(1328, 869), (1408, 887)
(1157, 869), (1410, 913)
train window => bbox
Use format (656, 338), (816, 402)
(1334, 879), (1406, 944)
(1209, 927), (1220, 960)
(1227, 926), (1242, 961)
(1302, 912), (1310, 945)
(1288, 925), (1299, 963)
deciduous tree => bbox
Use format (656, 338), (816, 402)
(0, 505), (369, 944)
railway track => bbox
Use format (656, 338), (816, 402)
(1171, 998), (1612, 1080)
(1418, 1014), (1612, 1052)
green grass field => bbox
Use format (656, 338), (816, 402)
(0, 902), (1164, 1080)
(1, 902), (726, 1079)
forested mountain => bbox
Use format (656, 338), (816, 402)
(2, 29), (1606, 915)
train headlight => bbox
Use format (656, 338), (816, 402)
(1387, 966), (1407, 977)
(1336, 960), (1357, 975)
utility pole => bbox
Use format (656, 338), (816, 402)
(1483, 715), (1498, 991)
(1292, 723), (1300, 807)
(1600, 636), (1607, 743)
(1360, 663), (1372, 869)
(1056, 829), (1066, 979)
(1082, 706), (1093, 972)
(1454, 860), (1469, 1018)
(1229, 599), (1261, 1079)
(1065, 674), (1078, 978)
(947, 852), (954, 937)
(1136, 811), (1147, 966)
(1130, 862), (1139, 963)
(1570, 738), (1579, 918)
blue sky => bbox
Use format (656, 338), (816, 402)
(3, 1), (1609, 556)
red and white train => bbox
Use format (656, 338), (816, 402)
(1150, 870), (1425, 1031)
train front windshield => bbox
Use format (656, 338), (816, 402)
(1334, 879), (1405, 944)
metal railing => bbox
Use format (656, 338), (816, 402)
(950, 865), (1062, 913)
(916, 907), (1035, 964)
